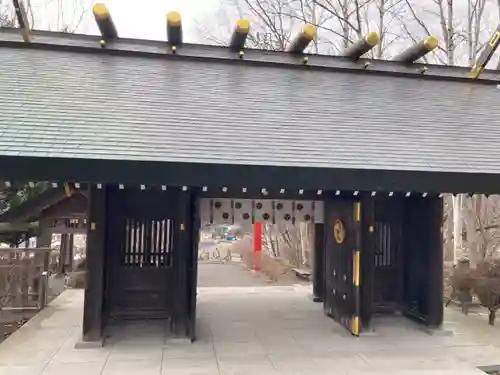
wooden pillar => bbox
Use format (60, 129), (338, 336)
(59, 233), (69, 274)
(312, 223), (324, 302)
(68, 234), (74, 272)
(427, 196), (444, 328)
(82, 184), (107, 343)
(21, 233), (30, 307)
(360, 196), (375, 331)
(187, 191), (200, 341)
(34, 225), (52, 301)
(171, 189), (191, 337)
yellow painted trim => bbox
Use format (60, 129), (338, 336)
(366, 32), (380, 46)
(63, 183), (72, 197)
(353, 250), (360, 286)
(167, 11), (182, 27)
(423, 35), (438, 51)
(469, 65), (482, 79)
(92, 3), (109, 20)
(236, 19), (250, 34)
(351, 316), (359, 336)
(90, 222), (97, 231)
(302, 24), (317, 40)
(489, 31), (500, 47)
(20, 27), (30, 43)
(354, 202), (361, 222)
(333, 220), (346, 244)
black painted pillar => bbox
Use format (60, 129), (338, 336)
(188, 191), (200, 341)
(171, 189), (190, 337)
(68, 234), (74, 272)
(312, 223), (325, 302)
(35, 224), (52, 295)
(59, 233), (69, 274)
(82, 185), (106, 342)
(427, 196), (444, 328)
(360, 196), (375, 331)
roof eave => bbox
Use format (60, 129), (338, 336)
(0, 28), (499, 84)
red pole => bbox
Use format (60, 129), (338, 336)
(253, 221), (262, 271)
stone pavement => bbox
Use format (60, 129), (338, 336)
(0, 263), (499, 374)
(197, 261), (265, 287)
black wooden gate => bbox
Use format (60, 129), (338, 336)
(324, 199), (362, 336)
(402, 196), (443, 327)
(105, 187), (179, 320)
(373, 197), (404, 313)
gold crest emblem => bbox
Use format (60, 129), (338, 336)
(333, 220), (346, 244)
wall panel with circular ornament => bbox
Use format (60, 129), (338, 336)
(294, 200), (314, 224)
(212, 198), (233, 224)
(274, 200), (294, 228)
(253, 199), (273, 223)
(233, 199), (253, 227)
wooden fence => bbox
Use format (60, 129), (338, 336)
(0, 247), (54, 310)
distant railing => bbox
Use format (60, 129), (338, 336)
(0, 247), (55, 311)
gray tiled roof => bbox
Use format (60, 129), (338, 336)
(1, 47), (500, 174)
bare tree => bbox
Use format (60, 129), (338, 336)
(497, 0), (500, 69)
(1, 0), (93, 33)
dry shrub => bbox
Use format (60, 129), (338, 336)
(447, 258), (500, 325)
(280, 244), (299, 267)
(230, 236), (254, 269)
(260, 253), (287, 282)
(229, 236), (287, 282)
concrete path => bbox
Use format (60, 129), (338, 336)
(197, 261), (268, 287)
(1, 285), (499, 375)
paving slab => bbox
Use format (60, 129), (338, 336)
(1, 263), (500, 375)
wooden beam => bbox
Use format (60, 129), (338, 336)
(166, 11), (182, 47)
(287, 24), (316, 53)
(12, 0), (30, 42)
(229, 19), (249, 52)
(0, 186), (66, 224)
(469, 24), (500, 79)
(0, 222), (38, 234)
(92, 3), (118, 42)
(393, 36), (438, 64)
(342, 32), (380, 59)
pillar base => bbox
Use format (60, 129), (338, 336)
(421, 325), (454, 337)
(74, 336), (104, 349)
(309, 293), (323, 303)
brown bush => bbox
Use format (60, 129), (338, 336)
(447, 259), (500, 325)
(230, 236), (287, 282)
(260, 253), (287, 282)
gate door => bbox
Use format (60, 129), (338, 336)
(324, 199), (362, 336)
(105, 187), (178, 320)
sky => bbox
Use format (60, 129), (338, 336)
(0, 0), (225, 43)
(95, 0), (222, 42)
(1, 0), (499, 66)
